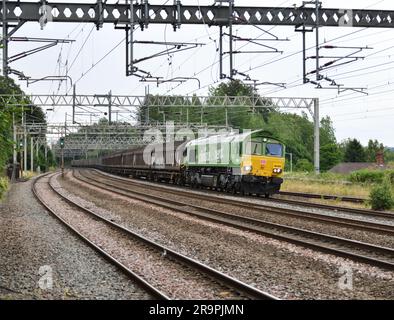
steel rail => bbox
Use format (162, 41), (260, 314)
(32, 173), (170, 300)
(88, 169), (394, 235)
(267, 197), (394, 219)
(90, 168), (394, 220)
(278, 191), (365, 203)
(42, 172), (277, 300)
(74, 169), (394, 271)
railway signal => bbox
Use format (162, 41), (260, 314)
(60, 137), (65, 178)
(59, 137), (65, 149)
(19, 139), (24, 178)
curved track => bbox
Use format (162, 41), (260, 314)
(33, 172), (277, 300)
(86, 169), (394, 234)
(278, 191), (365, 203)
(73, 169), (394, 271)
(268, 197), (394, 219)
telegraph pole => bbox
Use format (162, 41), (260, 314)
(108, 90), (112, 124)
(23, 110), (27, 173)
(314, 98), (320, 174)
(60, 137), (65, 178)
(19, 139), (24, 178)
(11, 113), (17, 182)
(72, 84), (76, 124)
(30, 136), (34, 172)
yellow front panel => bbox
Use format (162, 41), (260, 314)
(241, 155), (285, 177)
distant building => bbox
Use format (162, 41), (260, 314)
(329, 150), (387, 174)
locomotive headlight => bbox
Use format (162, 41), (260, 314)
(273, 168), (282, 173)
(243, 165), (253, 172)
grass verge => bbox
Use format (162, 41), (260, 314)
(282, 173), (371, 198)
(0, 176), (10, 202)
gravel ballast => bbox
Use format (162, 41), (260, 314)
(93, 169), (394, 225)
(82, 170), (394, 248)
(0, 176), (152, 300)
(38, 174), (251, 300)
(63, 169), (394, 300)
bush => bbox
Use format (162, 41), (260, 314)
(349, 169), (385, 184)
(368, 179), (394, 211)
(295, 159), (314, 173)
(388, 170), (394, 184)
(0, 177), (9, 201)
(349, 169), (394, 184)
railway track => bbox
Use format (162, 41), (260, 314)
(278, 191), (366, 204)
(86, 169), (394, 234)
(267, 197), (394, 219)
(73, 169), (394, 271)
(33, 172), (277, 300)
(91, 168), (394, 221)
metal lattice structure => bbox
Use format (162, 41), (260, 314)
(7, 94), (319, 165)
(2, 1), (394, 28)
(0, 94), (315, 108)
(18, 122), (232, 158)
(9, 95), (320, 169)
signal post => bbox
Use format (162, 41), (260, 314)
(60, 137), (65, 178)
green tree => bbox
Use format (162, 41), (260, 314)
(365, 139), (384, 162)
(343, 139), (366, 162)
(319, 116), (341, 171)
(0, 76), (53, 173)
(295, 159), (314, 172)
(320, 116), (337, 146)
(209, 79), (254, 97)
(385, 148), (394, 163)
(209, 80), (276, 123)
(320, 143), (341, 171)
(265, 112), (314, 165)
(0, 76), (27, 170)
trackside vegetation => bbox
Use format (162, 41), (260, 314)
(0, 76), (56, 188)
(0, 177), (9, 201)
(369, 177), (394, 211)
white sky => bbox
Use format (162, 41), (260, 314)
(7, 0), (394, 146)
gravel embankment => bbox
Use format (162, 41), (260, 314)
(93, 169), (394, 224)
(0, 176), (152, 300)
(39, 174), (249, 300)
(81, 170), (394, 248)
(63, 170), (394, 300)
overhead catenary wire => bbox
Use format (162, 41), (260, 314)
(67, 0), (173, 94)
(164, 0), (293, 95)
(35, 1), (394, 131)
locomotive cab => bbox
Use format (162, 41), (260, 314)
(182, 130), (286, 196)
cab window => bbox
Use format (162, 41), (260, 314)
(188, 147), (196, 163)
(245, 141), (263, 155)
(265, 143), (283, 157)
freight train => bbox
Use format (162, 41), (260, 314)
(72, 130), (286, 197)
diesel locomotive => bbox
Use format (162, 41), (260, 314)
(72, 130), (286, 196)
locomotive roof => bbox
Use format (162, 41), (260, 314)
(185, 130), (283, 147)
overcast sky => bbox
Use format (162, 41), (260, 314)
(7, 0), (394, 146)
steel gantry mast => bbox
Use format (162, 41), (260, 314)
(1, 1), (394, 78)
(0, 1), (391, 27)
